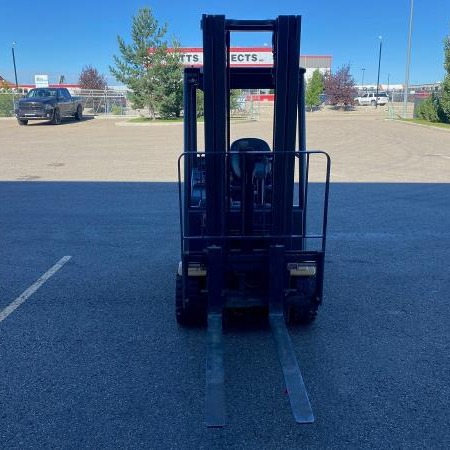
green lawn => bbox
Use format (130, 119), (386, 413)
(128, 116), (252, 123)
(403, 118), (450, 129)
(128, 117), (183, 123)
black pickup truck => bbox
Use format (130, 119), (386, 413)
(14, 87), (83, 125)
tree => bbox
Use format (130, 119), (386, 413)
(151, 42), (184, 118)
(78, 65), (107, 90)
(305, 69), (324, 111)
(439, 34), (450, 122)
(110, 8), (183, 119)
(324, 65), (357, 108)
(416, 34), (450, 123)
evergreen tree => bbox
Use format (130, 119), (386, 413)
(110, 8), (183, 118)
(439, 34), (450, 122)
(305, 69), (324, 111)
(152, 40), (184, 118)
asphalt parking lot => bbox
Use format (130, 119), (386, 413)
(0, 111), (449, 449)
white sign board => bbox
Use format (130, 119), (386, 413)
(178, 47), (274, 67)
(35, 74), (49, 88)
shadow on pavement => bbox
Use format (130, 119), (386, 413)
(0, 181), (449, 449)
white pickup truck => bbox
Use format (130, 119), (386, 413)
(354, 92), (389, 106)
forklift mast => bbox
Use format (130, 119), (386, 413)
(176, 15), (331, 427)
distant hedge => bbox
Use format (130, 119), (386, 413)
(0, 92), (16, 117)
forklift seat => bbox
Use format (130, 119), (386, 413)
(230, 138), (272, 180)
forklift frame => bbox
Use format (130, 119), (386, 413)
(176, 15), (331, 427)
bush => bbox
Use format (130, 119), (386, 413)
(110, 105), (123, 115)
(415, 95), (440, 121)
(0, 93), (15, 117)
(415, 93), (450, 123)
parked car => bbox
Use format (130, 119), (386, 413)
(354, 92), (389, 106)
(14, 87), (83, 125)
(319, 93), (329, 105)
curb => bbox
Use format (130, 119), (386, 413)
(393, 119), (450, 133)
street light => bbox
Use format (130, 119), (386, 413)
(11, 42), (19, 90)
(403, 0), (414, 118)
(375, 36), (382, 108)
(361, 68), (365, 90)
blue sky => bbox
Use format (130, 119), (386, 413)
(1, 0), (449, 86)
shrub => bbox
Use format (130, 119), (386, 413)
(0, 93), (15, 117)
(415, 95), (440, 121)
(110, 105), (123, 115)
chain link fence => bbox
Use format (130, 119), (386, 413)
(0, 88), (432, 121)
(0, 89), (134, 117)
(385, 91), (417, 119)
(0, 89), (258, 119)
(72, 89), (131, 116)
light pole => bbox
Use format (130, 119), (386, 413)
(375, 36), (382, 108)
(403, 0), (414, 118)
(361, 68), (365, 90)
(11, 42), (19, 90)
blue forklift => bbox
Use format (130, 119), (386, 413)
(176, 15), (331, 427)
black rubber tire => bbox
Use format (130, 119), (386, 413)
(175, 274), (186, 325)
(371, 100), (376, 106)
(175, 273), (206, 326)
(51, 108), (61, 125)
(17, 118), (28, 126)
(175, 274), (196, 326)
(285, 301), (318, 325)
(75, 105), (83, 121)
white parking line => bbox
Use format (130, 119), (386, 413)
(0, 256), (72, 323)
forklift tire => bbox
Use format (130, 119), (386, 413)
(284, 300), (318, 325)
(175, 274), (206, 326)
(175, 273), (189, 325)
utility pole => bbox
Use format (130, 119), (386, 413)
(403, 0), (414, 118)
(375, 36), (382, 108)
(12, 42), (19, 90)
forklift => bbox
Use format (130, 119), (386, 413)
(176, 15), (330, 427)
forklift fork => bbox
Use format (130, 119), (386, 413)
(205, 246), (226, 427)
(204, 245), (314, 427)
(269, 245), (314, 424)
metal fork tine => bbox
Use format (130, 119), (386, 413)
(205, 313), (225, 427)
(270, 314), (314, 423)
